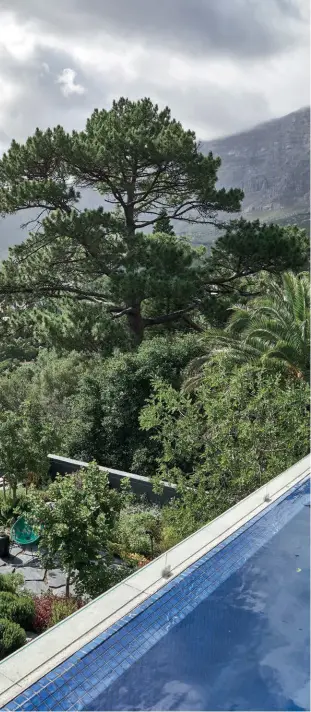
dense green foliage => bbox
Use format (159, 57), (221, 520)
(0, 335), (205, 485)
(0, 592), (35, 630)
(65, 335), (205, 472)
(0, 618), (26, 659)
(141, 362), (309, 541)
(111, 503), (162, 559)
(0, 97), (308, 623)
(0, 572), (24, 595)
(27, 463), (126, 598)
(186, 271), (310, 389)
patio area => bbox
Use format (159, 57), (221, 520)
(0, 545), (75, 598)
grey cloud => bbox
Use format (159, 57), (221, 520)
(0, 47), (98, 141)
(6, 0), (307, 61)
(103, 68), (271, 138)
(0, 31), (271, 145)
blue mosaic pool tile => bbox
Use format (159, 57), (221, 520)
(3, 475), (309, 711)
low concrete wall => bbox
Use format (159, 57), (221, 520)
(47, 454), (177, 506)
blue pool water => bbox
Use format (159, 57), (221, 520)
(4, 477), (310, 711)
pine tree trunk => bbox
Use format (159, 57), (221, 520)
(127, 307), (145, 344)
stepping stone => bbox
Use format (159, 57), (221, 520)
(47, 569), (67, 588)
(22, 567), (45, 582)
(26, 557), (42, 569)
(23, 580), (48, 596)
(9, 546), (22, 558)
(9, 552), (36, 567)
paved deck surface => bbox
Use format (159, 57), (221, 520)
(0, 545), (72, 597)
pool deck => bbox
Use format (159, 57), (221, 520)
(0, 455), (309, 708)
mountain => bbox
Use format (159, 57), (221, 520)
(0, 107), (309, 257)
(202, 106), (310, 230)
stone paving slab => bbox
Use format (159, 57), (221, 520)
(5, 553), (33, 567)
(22, 567), (45, 582)
(22, 580), (48, 595)
(0, 551), (67, 596)
(8, 546), (23, 558)
(0, 547), (107, 597)
(47, 569), (67, 588)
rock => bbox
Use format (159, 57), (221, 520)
(26, 631), (39, 643)
(47, 569), (67, 588)
(23, 544), (39, 555)
(50, 584), (76, 597)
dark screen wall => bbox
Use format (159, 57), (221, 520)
(47, 455), (177, 506)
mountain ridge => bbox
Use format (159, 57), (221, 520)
(201, 106), (310, 227)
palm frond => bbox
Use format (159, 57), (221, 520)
(183, 271), (310, 385)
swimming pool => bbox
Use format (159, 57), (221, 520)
(3, 476), (310, 711)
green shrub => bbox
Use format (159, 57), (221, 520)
(0, 489), (28, 526)
(0, 572), (24, 594)
(112, 504), (162, 558)
(49, 597), (81, 628)
(159, 523), (182, 552)
(0, 592), (35, 630)
(0, 618), (26, 659)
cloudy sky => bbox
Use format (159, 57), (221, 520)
(0, 0), (309, 152)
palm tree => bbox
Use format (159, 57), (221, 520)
(184, 272), (310, 389)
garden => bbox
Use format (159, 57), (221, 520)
(0, 462), (169, 659)
(0, 97), (309, 660)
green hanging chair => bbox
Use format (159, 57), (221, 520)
(10, 516), (41, 547)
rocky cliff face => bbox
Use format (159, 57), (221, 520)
(202, 106), (310, 229)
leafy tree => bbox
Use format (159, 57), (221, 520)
(28, 464), (126, 598)
(140, 362), (309, 541)
(152, 209), (175, 235)
(0, 97), (306, 343)
(0, 412), (37, 503)
(111, 503), (162, 559)
(35, 300), (130, 355)
(0, 312), (37, 373)
(186, 271), (310, 388)
(0, 351), (89, 494)
(63, 334), (205, 473)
